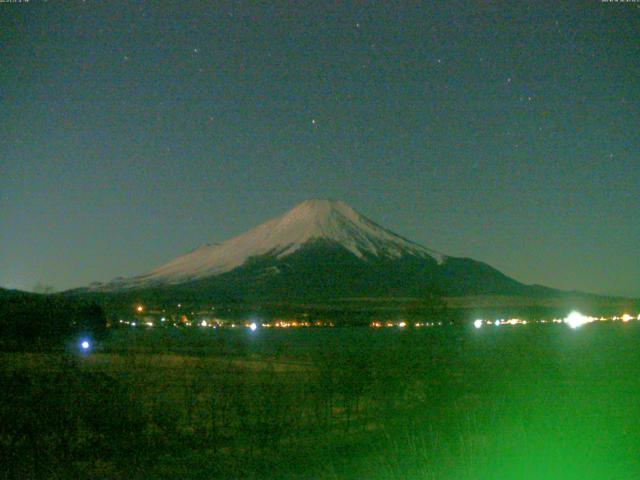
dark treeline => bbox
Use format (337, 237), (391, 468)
(0, 289), (107, 350)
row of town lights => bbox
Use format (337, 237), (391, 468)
(128, 307), (333, 329)
(474, 312), (640, 329)
(132, 305), (639, 331)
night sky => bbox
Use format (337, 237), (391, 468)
(1, 1), (638, 297)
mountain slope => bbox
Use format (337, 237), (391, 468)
(98, 199), (444, 290)
(88, 199), (545, 299)
(162, 240), (535, 301)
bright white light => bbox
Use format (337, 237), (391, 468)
(474, 319), (483, 329)
(201, 320), (208, 327)
(621, 314), (632, 322)
(494, 320), (500, 326)
(565, 311), (587, 329)
(398, 321), (406, 328)
(249, 322), (258, 331)
(81, 340), (90, 350)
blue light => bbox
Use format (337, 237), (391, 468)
(80, 340), (91, 351)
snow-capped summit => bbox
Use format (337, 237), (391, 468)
(98, 199), (444, 289)
(85, 198), (542, 299)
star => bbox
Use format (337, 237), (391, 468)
(311, 119), (317, 126)
(193, 48), (200, 54)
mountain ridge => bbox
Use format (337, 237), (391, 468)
(92, 199), (446, 291)
(85, 199), (552, 300)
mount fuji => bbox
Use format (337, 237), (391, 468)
(88, 199), (547, 300)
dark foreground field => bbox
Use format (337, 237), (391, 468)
(2, 323), (640, 479)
